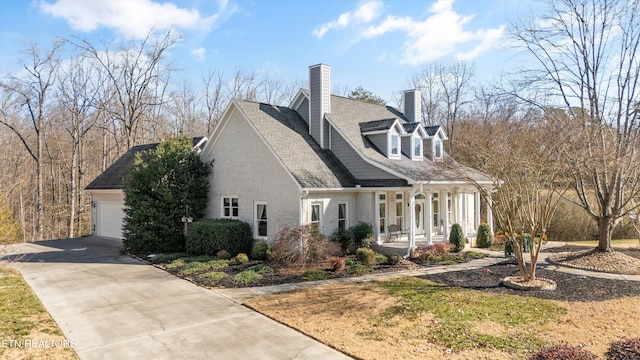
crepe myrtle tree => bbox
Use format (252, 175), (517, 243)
(453, 111), (570, 283)
(123, 136), (211, 255)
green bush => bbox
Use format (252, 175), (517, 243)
(476, 223), (493, 248)
(216, 250), (231, 259)
(251, 242), (270, 260)
(356, 247), (377, 266)
(303, 269), (330, 281)
(233, 270), (262, 286)
(232, 253), (249, 265)
(201, 271), (227, 282)
(329, 222), (373, 253)
(606, 337), (640, 360)
(186, 219), (252, 256)
(449, 223), (465, 252)
(122, 136), (211, 255)
(346, 263), (373, 275)
(245, 264), (272, 274)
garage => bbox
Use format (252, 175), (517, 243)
(97, 201), (125, 239)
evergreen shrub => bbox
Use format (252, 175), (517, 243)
(186, 219), (252, 256)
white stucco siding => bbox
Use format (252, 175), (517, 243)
(204, 108), (301, 244)
(88, 190), (125, 240)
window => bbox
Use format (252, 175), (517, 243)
(414, 137), (422, 158)
(311, 203), (321, 229)
(432, 193), (439, 229)
(338, 203), (348, 231)
(390, 133), (400, 157)
(222, 196), (238, 218)
(395, 193), (403, 228)
(434, 138), (443, 159)
(379, 194), (386, 234)
(255, 203), (267, 238)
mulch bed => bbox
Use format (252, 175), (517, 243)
(422, 260), (640, 302)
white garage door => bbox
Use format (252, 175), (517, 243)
(97, 202), (125, 239)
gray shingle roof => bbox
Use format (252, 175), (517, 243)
(359, 118), (399, 133)
(424, 125), (441, 137)
(326, 95), (492, 183)
(234, 100), (357, 188)
(85, 137), (206, 190)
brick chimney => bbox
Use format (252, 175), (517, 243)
(309, 64), (330, 149)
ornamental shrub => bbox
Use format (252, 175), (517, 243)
(329, 222), (373, 253)
(606, 337), (640, 360)
(528, 343), (598, 360)
(449, 223), (465, 252)
(186, 219), (252, 256)
(269, 225), (340, 268)
(251, 241), (270, 260)
(356, 247), (377, 266)
(232, 253), (249, 265)
(331, 257), (346, 271)
(476, 223), (493, 248)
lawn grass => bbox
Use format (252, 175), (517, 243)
(376, 277), (566, 353)
(565, 239), (639, 248)
(0, 266), (77, 359)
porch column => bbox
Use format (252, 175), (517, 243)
(461, 191), (468, 236)
(486, 190), (494, 235)
(443, 190), (450, 241)
(474, 191), (481, 231)
(426, 191), (433, 246)
(407, 194), (416, 257)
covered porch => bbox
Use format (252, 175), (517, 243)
(373, 184), (494, 257)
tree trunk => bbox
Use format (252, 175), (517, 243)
(68, 142), (77, 238)
(596, 217), (614, 252)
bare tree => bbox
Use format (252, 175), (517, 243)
(73, 30), (180, 149)
(202, 69), (227, 135)
(409, 61), (475, 154)
(55, 56), (101, 237)
(512, 0), (640, 252)
(0, 40), (65, 240)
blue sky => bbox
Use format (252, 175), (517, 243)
(0, 0), (540, 103)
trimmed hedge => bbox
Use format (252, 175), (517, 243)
(186, 219), (252, 256)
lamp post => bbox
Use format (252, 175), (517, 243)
(181, 204), (193, 239)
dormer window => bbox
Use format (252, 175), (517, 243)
(413, 136), (423, 160)
(434, 138), (443, 160)
(390, 133), (400, 159)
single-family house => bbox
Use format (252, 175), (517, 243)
(200, 64), (494, 255)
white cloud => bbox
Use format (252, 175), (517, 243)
(313, 0), (383, 38)
(39, 0), (231, 39)
(332, 0), (505, 64)
(191, 47), (206, 61)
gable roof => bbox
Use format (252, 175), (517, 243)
(232, 100), (357, 189)
(325, 95), (491, 184)
(85, 137), (207, 190)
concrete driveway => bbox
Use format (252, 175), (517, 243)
(1, 237), (351, 360)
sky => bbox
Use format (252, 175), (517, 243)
(0, 0), (541, 104)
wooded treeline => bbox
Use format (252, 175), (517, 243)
(1, 0), (638, 249)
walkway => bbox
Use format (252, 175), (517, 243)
(0, 237), (351, 360)
(216, 241), (640, 303)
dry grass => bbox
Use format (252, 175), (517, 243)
(0, 266), (77, 360)
(246, 279), (640, 360)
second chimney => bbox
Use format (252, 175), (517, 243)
(403, 89), (421, 123)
